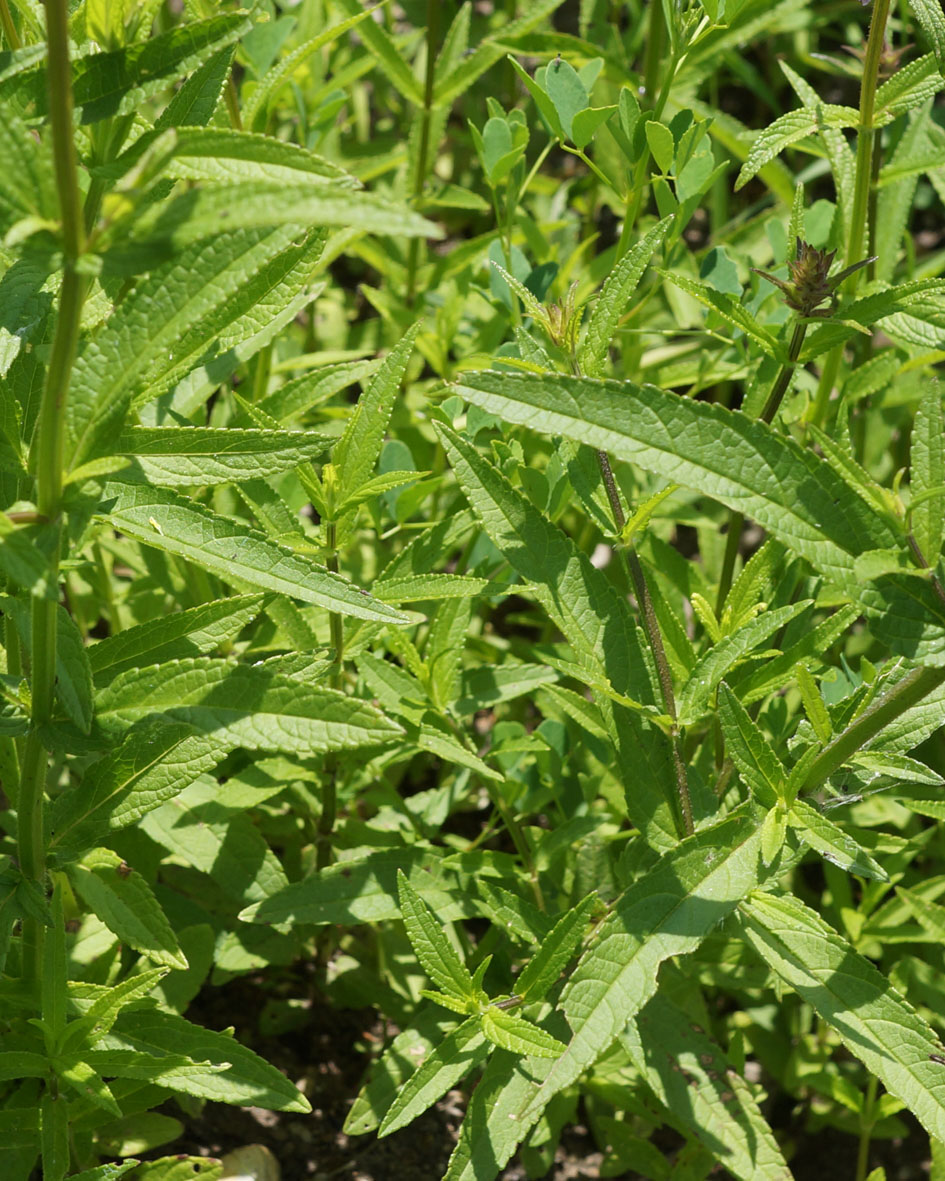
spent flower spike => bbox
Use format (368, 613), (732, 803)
(753, 239), (876, 318)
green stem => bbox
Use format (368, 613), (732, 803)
(316, 522), (344, 873)
(797, 664), (945, 797)
(0, 0), (20, 49)
(717, 320), (808, 613)
(18, 0), (87, 990)
(847, 0), (891, 284)
(597, 450), (694, 836)
(809, 1), (890, 432)
(405, 0), (440, 306)
(855, 1074), (878, 1181)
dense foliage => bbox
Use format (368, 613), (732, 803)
(2, 0), (945, 1177)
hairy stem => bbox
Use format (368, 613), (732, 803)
(797, 664), (945, 797)
(597, 451), (694, 836)
(19, 0), (87, 988)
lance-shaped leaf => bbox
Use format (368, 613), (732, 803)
(717, 683), (786, 807)
(735, 105), (861, 190)
(240, 847), (509, 926)
(623, 991), (792, 1181)
(140, 776), (288, 906)
(94, 1008), (310, 1111)
(92, 657), (404, 754)
(66, 226), (327, 469)
(581, 218), (672, 377)
(398, 870), (476, 1001)
(480, 1008), (565, 1058)
(102, 482), (410, 624)
(515, 895), (598, 1003)
(66, 848), (187, 971)
(789, 800), (889, 881)
(911, 391), (945, 564)
(378, 1017), (489, 1137)
(124, 184), (439, 250)
(88, 595), (266, 684)
(332, 325), (421, 505)
(737, 890), (945, 1143)
(101, 426), (333, 486)
(677, 600), (812, 724)
(452, 370), (898, 588)
(0, 13), (250, 124)
(517, 810), (764, 1123)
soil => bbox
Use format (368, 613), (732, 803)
(137, 974), (934, 1181)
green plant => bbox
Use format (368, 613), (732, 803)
(3, 0), (945, 1178)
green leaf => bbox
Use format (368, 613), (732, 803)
(442, 1051), (546, 1181)
(717, 683), (786, 807)
(66, 848), (187, 970)
(54, 604), (93, 734)
(518, 810), (764, 1123)
(121, 1159), (221, 1181)
(738, 890), (945, 1143)
(101, 426), (332, 486)
(0, 1050), (49, 1080)
(0, 514), (58, 599)
(242, 5), (378, 129)
(452, 370), (898, 589)
(67, 226), (327, 469)
(91, 657), (404, 754)
(910, 0), (945, 70)
(87, 595), (266, 684)
(581, 218), (671, 378)
(789, 800), (889, 880)
(911, 392), (945, 563)
(735, 105), (860, 190)
(98, 1008), (310, 1112)
(378, 1017), (488, 1137)
(333, 0), (424, 105)
(624, 992), (792, 1181)
(157, 45), (233, 129)
(677, 600), (812, 724)
(102, 483), (410, 624)
(59, 969), (168, 1054)
(515, 895), (597, 1002)
(645, 120), (675, 173)
(0, 13), (250, 124)
(543, 57), (588, 141)
(69, 1163), (140, 1181)
(374, 573), (489, 604)
(397, 870), (476, 1001)
(240, 847), (509, 926)
(660, 271), (779, 356)
(508, 58), (564, 140)
(123, 183), (438, 250)
(480, 1008), (565, 1058)
(333, 324), (421, 504)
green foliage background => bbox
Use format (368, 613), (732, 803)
(2, 0), (945, 1177)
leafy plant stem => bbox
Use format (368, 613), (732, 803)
(405, 0), (440, 306)
(856, 1074), (878, 1181)
(796, 664), (945, 798)
(847, 0), (891, 289)
(716, 319), (808, 613)
(560, 143), (615, 190)
(0, 0), (20, 49)
(19, 0), (87, 990)
(597, 450), (694, 836)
